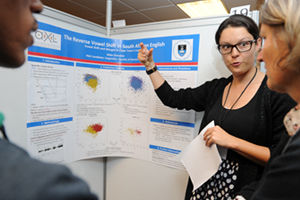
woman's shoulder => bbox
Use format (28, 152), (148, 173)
(262, 76), (292, 98)
(201, 75), (232, 88)
(261, 76), (297, 108)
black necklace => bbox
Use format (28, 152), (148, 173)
(219, 67), (258, 126)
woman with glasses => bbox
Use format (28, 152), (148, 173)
(138, 14), (296, 200)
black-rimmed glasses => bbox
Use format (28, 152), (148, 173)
(218, 40), (257, 55)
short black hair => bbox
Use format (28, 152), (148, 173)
(215, 14), (260, 45)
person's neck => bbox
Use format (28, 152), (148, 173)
(287, 85), (300, 105)
(231, 66), (258, 86)
(281, 70), (300, 104)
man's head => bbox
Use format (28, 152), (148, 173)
(0, 0), (43, 68)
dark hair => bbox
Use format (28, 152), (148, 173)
(215, 14), (260, 45)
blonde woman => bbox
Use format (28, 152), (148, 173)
(237, 0), (300, 199)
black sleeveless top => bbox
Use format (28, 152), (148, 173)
(206, 84), (259, 146)
(203, 81), (262, 194)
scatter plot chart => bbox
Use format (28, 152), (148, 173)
(76, 69), (109, 100)
(121, 118), (148, 147)
(125, 127), (142, 137)
(122, 73), (149, 101)
(84, 122), (104, 138)
(76, 118), (107, 146)
(128, 75), (145, 93)
(83, 73), (100, 93)
(36, 78), (67, 102)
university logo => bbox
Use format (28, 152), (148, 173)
(178, 44), (186, 56)
(172, 39), (193, 61)
(31, 29), (61, 50)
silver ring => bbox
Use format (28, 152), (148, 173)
(207, 135), (210, 140)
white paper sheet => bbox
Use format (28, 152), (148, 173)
(178, 121), (222, 191)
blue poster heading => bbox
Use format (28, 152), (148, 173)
(28, 22), (200, 68)
(150, 118), (195, 128)
(27, 117), (73, 128)
(149, 145), (181, 154)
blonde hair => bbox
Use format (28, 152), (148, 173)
(260, 0), (300, 72)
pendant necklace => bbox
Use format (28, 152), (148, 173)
(219, 67), (258, 126)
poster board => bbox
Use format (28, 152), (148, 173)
(26, 20), (200, 170)
(106, 14), (232, 200)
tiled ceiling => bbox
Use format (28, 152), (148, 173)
(42, 0), (265, 27)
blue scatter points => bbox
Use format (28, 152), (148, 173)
(84, 74), (97, 83)
(130, 76), (143, 91)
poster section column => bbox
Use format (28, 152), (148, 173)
(26, 22), (199, 170)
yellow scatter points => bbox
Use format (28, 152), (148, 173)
(84, 126), (98, 138)
(127, 128), (135, 135)
(86, 79), (98, 92)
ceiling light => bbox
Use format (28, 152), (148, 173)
(177, 0), (228, 18)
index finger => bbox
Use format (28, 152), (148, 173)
(139, 42), (148, 50)
(139, 42), (144, 48)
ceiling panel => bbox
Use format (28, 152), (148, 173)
(120, 0), (173, 10)
(88, 17), (107, 27)
(111, 12), (155, 25)
(70, 0), (136, 15)
(42, 0), (103, 19)
(41, 0), (264, 27)
(69, 0), (107, 14)
(110, 0), (136, 14)
(170, 0), (203, 4)
(141, 6), (189, 21)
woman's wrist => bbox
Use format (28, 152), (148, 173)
(145, 63), (156, 71)
(146, 65), (157, 75)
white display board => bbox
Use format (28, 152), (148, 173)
(106, 15), (232, 200)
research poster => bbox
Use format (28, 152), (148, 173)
(26, 22), (199, 170)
